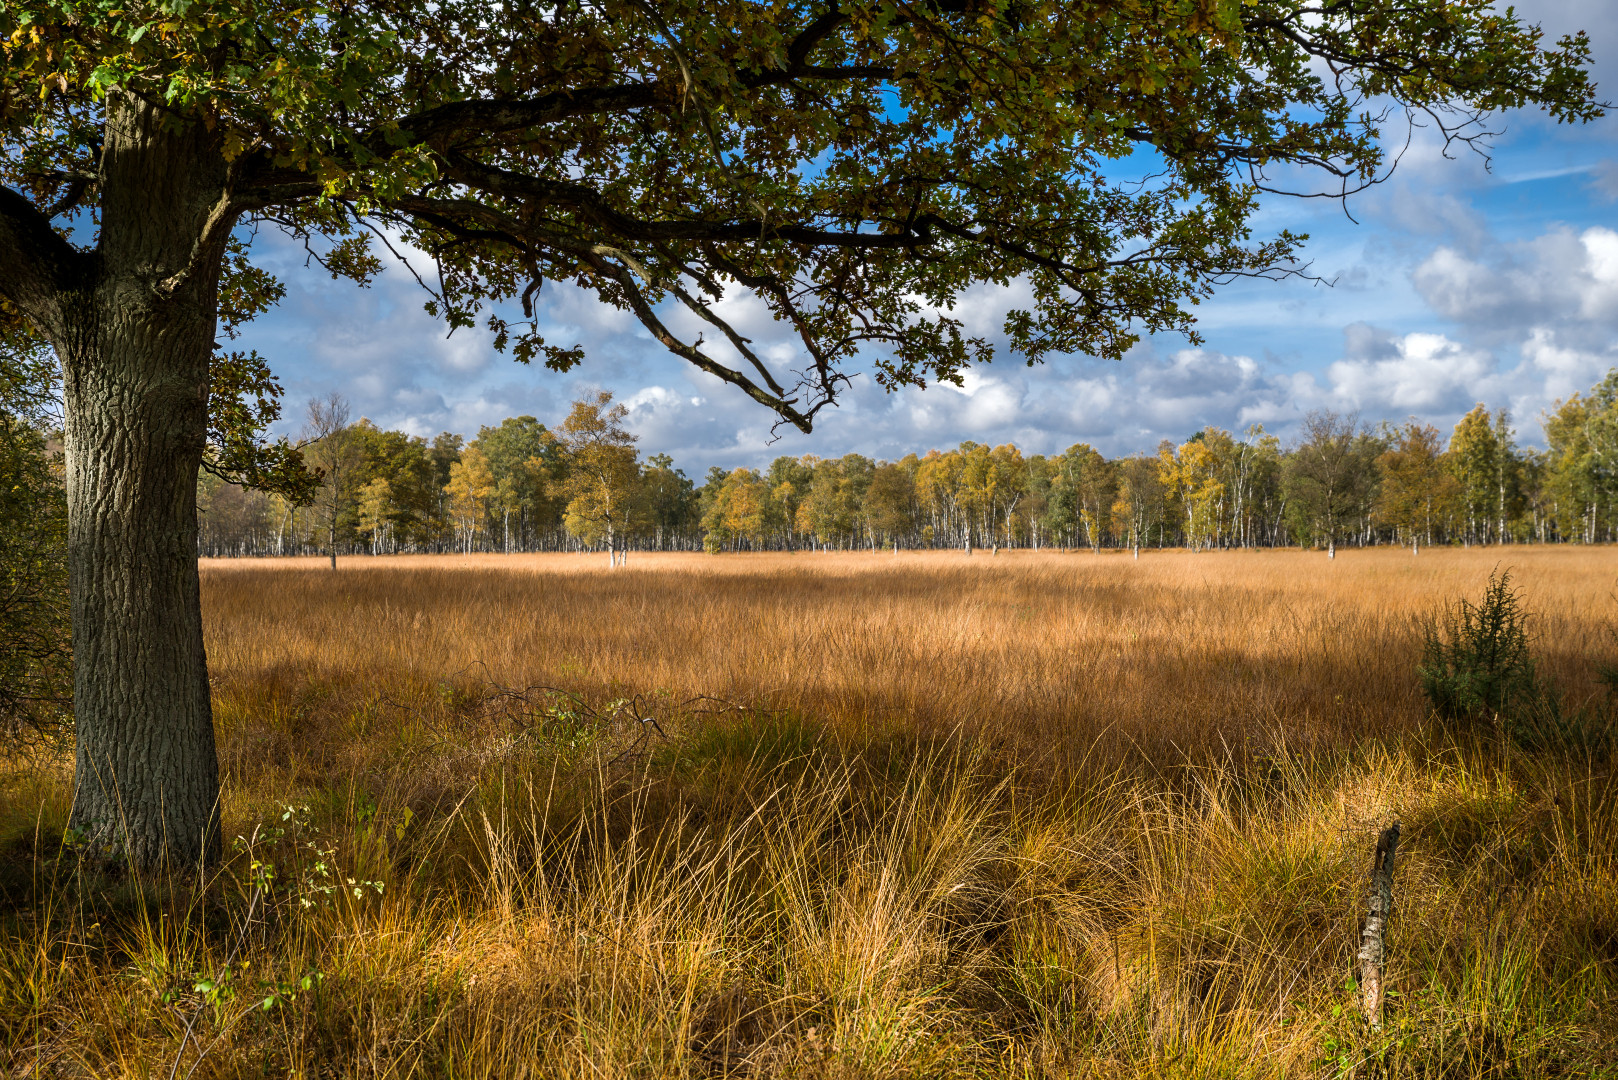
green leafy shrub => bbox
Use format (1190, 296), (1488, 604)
(0, 332), (70, 741)
(1419, 569), (1543, 725)
(1419, 569), (1610, 753)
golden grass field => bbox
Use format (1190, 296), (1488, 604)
(3, 548), (1617, 1077)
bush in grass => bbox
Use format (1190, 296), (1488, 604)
(1419, 569), (1610, 753)
(1419, 569), (1541, 726)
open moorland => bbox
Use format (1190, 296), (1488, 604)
(3, 548), (1616, 1078)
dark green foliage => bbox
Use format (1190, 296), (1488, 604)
(1419, 569), (1541, 726)
(1419, 569), (1611, 753)
(644, 453), (699, 547)
(204, 349), (321, 504)
(0, 332), (69, 738)
(346, 421), (453, 549)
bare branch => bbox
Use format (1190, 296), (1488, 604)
(580, 247), (818, 431)
(380, 85), (663, 153)
(344, 207), (443, 304)
(42, 173), (96, 219)
(670, 282), (789, 397)
(442, 153), (931, 249)
(157, 190), (242, 298)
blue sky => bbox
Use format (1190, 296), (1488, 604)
(240, 0), (1618, 474)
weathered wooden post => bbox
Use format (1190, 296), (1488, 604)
(1357, 821), (1401, 1028)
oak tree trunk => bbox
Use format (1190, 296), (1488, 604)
(58, 94), (231, 870)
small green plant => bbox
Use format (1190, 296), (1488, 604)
(233, 805), (386, 910)
(283, 805), (386, 907)
(1418, 569), (1544, 728)
(1419, 570), (1610, 753)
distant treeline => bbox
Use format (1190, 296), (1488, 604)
(198, 369), (1618, 558)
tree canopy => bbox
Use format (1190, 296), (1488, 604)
(1, 0), (1604, 870)
(3, 0), (1601, 430)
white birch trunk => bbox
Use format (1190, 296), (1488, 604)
(1358, 822), (1400, 1029)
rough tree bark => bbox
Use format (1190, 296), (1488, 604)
(52, 94), (229, 869)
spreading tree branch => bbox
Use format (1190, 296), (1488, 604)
(0, 185), (89, 337)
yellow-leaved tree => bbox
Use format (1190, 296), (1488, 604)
(1159, 433), (1228, 552)
(356, 477), (394, 555)
(445, 444), (496, 554)
(701, 468), (771, 553)
(557, 393), (645, 566)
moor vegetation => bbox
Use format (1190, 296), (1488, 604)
(1, 548), (1615, 1077)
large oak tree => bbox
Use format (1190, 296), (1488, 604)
(0, 0), (1601, 868)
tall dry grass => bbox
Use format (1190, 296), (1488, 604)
(2, 548), (1615, 1077)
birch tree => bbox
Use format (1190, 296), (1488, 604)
(557, 392), (643, 565)
(304, 394), (356, 570)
